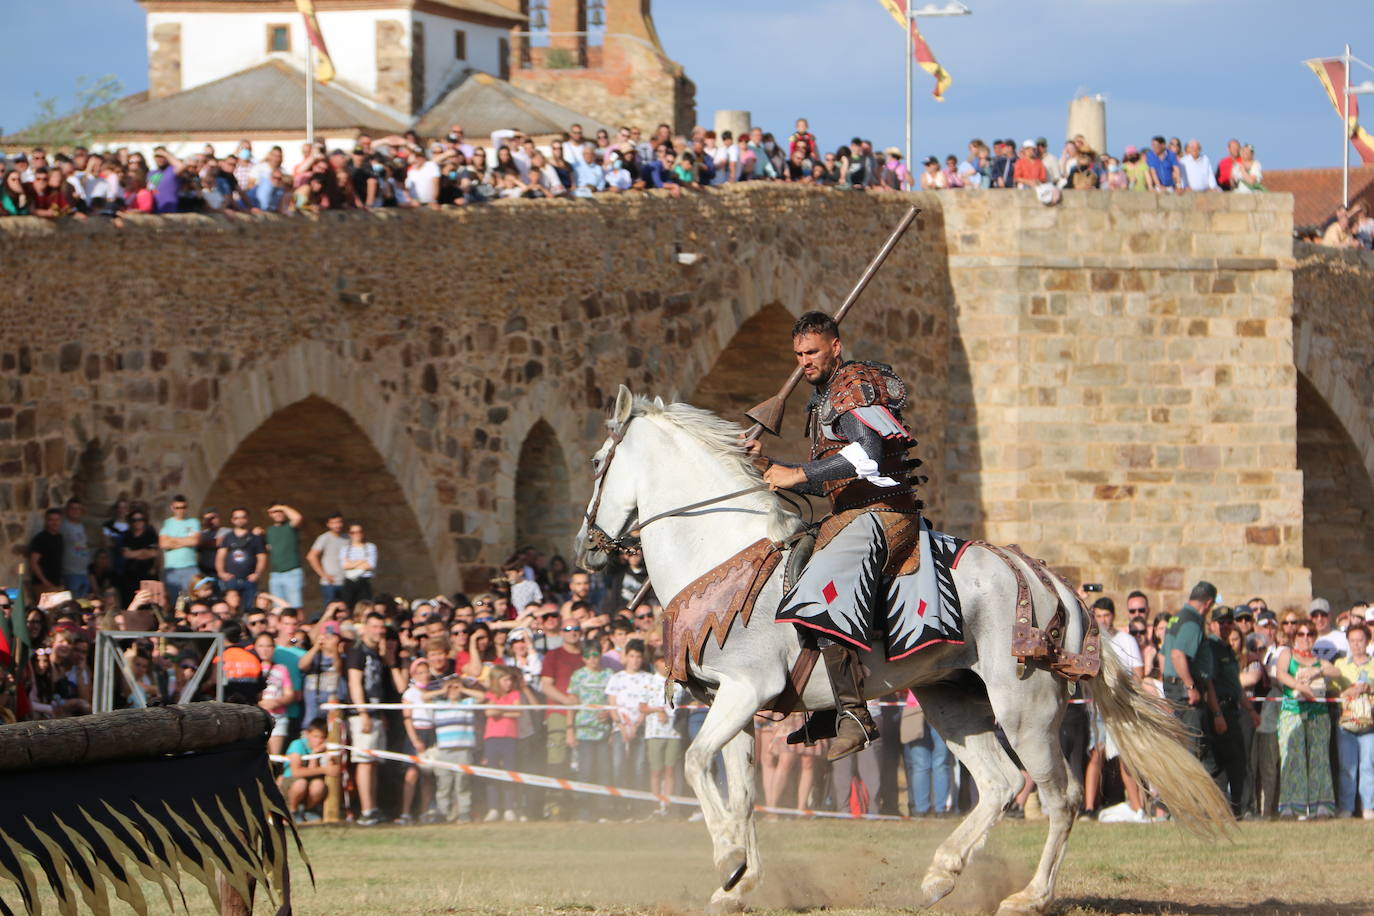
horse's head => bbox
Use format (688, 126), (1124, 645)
(574, 384), (655, 571)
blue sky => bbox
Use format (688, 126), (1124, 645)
(0, 0), (1366, 170)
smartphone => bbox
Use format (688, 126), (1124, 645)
(1083, 583), (1104, 593)
(38, 590), (74, 610)
(139, 579), (167, 608)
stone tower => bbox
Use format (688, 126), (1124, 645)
(509, 0), (696, 133)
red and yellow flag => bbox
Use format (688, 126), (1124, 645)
(295, 0), (336, 84)
(1307, 57), (1374, 165)
(878, 0), (952, 101)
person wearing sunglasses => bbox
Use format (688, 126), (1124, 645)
(539, 620), (586, 809)
(1273, 617), (1342, 819)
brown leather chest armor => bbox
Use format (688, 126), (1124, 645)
(808, 361), (918, 514)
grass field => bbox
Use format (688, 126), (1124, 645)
(12, 815), (1373, 914)
(261, 817), (1374, 915)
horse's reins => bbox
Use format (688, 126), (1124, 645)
(583, 417), (771, 555)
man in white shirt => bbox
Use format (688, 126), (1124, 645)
(563, 123), (589, 164)
(406, 149), (442, 208)
(1179, 139), (1218, 192)
(1086, 597), (1148, 821)
(1310, 597), (1347, 661)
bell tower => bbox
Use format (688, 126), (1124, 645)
(510, 0), (695, 133)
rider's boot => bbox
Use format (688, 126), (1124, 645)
(821, 643), (878, 762)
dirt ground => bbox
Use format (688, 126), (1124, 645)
(261, 816), (1374, 916)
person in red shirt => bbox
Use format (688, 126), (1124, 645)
(1215, 138), (1241, 190)
(788, 118), (818, 161)
(539, 622), (585, 813)
(1012, 140), (1047, 188)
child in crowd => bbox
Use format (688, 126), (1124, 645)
(284, 718), (341, 822)
(568, 642), (614, 820)
(604, 639), (654, 816)
(253, 631), (296, 756)
(482, 666), (523, 821)
(400, 658), (438, 824)
(643, 651), (684, 817)
(429, 674), (484, 822)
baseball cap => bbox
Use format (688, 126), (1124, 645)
(1309, 598), (1331, 616)
(320, 621), (341, 636)
(409, 657), (431, 678)
(1233, 606), (1254, 620)
(1210, 606), (1233, 623)
(1256, 610), (1277, 626)
(1124, 145), (1138, 156)
(1021, 139), (1035, 149)
(508, 627), (530, 643)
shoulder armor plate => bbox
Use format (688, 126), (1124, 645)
(821, 361), (907, 423)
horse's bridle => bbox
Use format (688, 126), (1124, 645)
(583, 417), (771, 555)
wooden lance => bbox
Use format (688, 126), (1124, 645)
(742, 204), (921, 440)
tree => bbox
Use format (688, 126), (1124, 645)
(22, 76), (125, 149)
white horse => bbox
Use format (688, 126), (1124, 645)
(575, 387), (1232, 915)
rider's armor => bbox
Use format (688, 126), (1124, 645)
(771, 359), (923, 760)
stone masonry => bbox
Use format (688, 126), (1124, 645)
(1, 186), (1368, 611)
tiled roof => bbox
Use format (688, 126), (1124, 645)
(1263, 165), (1374, 228)
(414, 71), (610, 138)
(1, 60), (406, 142)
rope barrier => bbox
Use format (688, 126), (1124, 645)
(325, 743), (909, 821)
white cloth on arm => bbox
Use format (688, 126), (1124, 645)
(838, 442), (900, 488)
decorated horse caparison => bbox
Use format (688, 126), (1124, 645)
(574, 383), (1233, 915)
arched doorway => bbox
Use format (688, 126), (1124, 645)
(1298, 373), (1374, 609)
(689, 302), (809, 465)
(201, 396), (439, 609)
(514, 420), (576, 562)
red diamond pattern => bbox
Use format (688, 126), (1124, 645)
(917, 599), (928, 617)
(822, 581), (839, 604)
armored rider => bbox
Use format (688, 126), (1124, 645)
(745, 310), (922, 761)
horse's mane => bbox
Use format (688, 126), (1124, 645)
(628, 396), (804, 542)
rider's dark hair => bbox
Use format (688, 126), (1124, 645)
(792, 311), (839, 340)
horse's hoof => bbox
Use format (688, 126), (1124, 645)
(995, 893), (1043, 916)
(707, 889), (746, 914)
(920, 873), (956, 907)
(716, 848), (747, 890)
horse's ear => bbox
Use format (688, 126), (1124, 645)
(612, 384), (634, 426)
(652, 396), (666, 410)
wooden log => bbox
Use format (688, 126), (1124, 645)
(323, 717), (343, 824)
(0, 703), (270, 771)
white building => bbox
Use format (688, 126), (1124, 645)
(2, 1), (608, 162)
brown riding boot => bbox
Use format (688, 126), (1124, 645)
(821, 644), (878, 762)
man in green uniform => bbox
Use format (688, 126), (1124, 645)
(1162, 580), (1223, 772)
(1207, 606), (1248, 816)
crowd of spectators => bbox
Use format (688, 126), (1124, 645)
(3, 116), (1317, 229)
(4, 496), (1373, 827)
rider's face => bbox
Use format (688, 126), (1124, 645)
(793, 332), (842, 386)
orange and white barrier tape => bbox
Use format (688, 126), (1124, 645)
(327, 743), (909, 821)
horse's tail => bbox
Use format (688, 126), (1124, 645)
(1084, 636), (1235, 838)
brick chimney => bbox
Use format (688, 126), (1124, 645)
(148, 22), (183, 98)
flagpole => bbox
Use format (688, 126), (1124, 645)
(1344, 43), (1351, 208)
(905, 8), (913, 180)
(306, 36), (316, 148)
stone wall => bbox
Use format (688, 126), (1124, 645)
(0, 187), (946, 594)
(1, 186), (1365, 612)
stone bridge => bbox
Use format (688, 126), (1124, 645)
(1, 186), (1370, 611)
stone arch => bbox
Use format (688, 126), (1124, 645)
(687, 302), (809, 465)
(201, 396), (440, 606)
(1297, 371), (1374, 608)
(493, 380), (587, 590)
(182, 341), (457, 595)
(513, 420), (577, 564)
